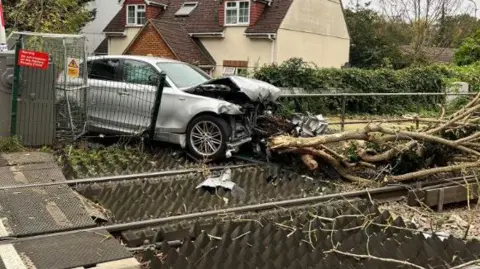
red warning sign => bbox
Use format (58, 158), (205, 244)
(17, 49), (49, 70)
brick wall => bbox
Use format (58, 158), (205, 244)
(218, 0), (265, 26)
(250, 1), (266, 25)
(125, 23), (177, 59)
(123, 0), (163, 25)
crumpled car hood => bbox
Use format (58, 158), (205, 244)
(189, 76), (281, 102)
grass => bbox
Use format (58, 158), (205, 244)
(0, 136), (24, 153)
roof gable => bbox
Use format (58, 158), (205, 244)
(104, 0), (294, 34)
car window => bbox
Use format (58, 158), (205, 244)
(88, 59), (121, 81)
(156, 62), (210, 89)
(123, 59), (169, 87)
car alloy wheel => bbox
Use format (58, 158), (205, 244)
(189, 120), (224, 157)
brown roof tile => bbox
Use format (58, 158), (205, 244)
(151, 20), (216, 66)
(94, 38), (108, 55)
(104, 0), (292, 34)
(158, 0), (224, 33)
(246, 0), (293, 33)
(400, 45), (454, 63)
(103, 6), (125, 33)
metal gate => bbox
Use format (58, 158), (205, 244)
(7, 32), (87, 146)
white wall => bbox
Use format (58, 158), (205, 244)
(81, 0), (122, 54)
(276, 0), (350, 67)
(199, 27), (273, 77)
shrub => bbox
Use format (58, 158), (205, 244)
(254, 59), (479, 116)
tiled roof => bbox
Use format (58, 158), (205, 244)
(400, 45), (455, 63)
(158, 0), (224, 33)
(245, 0), (293, 34)
(103, 6), (125, 33)
(104, 0), (293, 34)
(151, 20), (216, 66)
(94, 38), (108, 55)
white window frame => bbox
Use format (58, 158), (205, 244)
(126, 4), (146, 26)
(224, 1), (250, 26)
(175, 2), (199, 16)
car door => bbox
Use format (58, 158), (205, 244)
(121, 59), (178, 134)
(86, 58), (125, 132)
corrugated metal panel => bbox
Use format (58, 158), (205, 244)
(16, 62), (56, 146)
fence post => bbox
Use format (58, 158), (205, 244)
(340, 95), (346, 132)
(149, 72), (166, 141)
(10, 36), (22, 136)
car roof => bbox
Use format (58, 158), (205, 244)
(87, 55), (181, 65)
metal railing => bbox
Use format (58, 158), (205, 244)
(279, 91), (477, 131)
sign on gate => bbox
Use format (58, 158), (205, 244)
(18, 49), (49, 70)
(67, 57), (80, 78)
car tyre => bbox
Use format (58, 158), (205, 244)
(186, 115), (231, 161)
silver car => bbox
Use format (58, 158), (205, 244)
(59, 55), (281, 160)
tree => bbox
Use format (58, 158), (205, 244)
(3, 0), (96, 34)
(454, 29), (480, 66)
(345, 5), (410, 69)
(433, 14), (480, 48)
(378, 0), (464, 61)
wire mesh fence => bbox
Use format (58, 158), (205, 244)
(7, 33), (164, 147)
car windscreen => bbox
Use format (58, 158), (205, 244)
(156, 62), (210, 89)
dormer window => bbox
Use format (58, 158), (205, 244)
(175, 2), (198, 16)
(225, 1), (250, 25)
(127, 4), (146, 26)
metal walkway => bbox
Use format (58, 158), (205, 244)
(0, 152), (139, 269)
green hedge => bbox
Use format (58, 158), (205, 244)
(254, 58), (479, 115)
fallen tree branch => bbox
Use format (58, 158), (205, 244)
(297, 148), (370, 183)
(301, 154), (318, 170)
(387, 162), (480, 182)
(324, 249), (426, 269)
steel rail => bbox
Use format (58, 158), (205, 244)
(0, 164), (257, 191)
(1, 175), (477, 245)
(279, 92), (478, 97)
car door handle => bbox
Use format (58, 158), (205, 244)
(117, 90), (131, 96)
(179, 97), (186, 101)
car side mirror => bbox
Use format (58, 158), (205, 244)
(149, 74), (159, 85)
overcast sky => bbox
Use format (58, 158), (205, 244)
(347, 0), (480, 17)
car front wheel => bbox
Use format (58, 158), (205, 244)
(186, 115), (231, 161)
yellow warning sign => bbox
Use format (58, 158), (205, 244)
(67, 57), (80, 78)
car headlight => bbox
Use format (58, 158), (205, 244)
(218, 103), (243, 115)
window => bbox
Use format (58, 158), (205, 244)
(123, 60), (162, 86)
(222, 67), (248, 77)
(88, 59), (121, 81)
(225, 1), (250, 25)
(175, 2), (198, 16)
(156, 62), (210, 89)
(127, 4), (146, 25)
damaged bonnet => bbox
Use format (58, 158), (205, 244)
(191, 76), (281, 102)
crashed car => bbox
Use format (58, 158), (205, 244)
(59, 55), (327, 160)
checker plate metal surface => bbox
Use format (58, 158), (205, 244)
(0, 186), (95, 236)
(0, 162), (65, 187)
(1, 152), (55, 166)
(13, 231), (133, 269)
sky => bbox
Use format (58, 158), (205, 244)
(347, 0), (480, 17)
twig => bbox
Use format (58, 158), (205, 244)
(450, 259), (480, 269)
(232, 231), (251, 241)
(324, 249), (426, 269)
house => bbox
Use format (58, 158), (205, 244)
(82, 0), (122, 55)
(399, 45), (455, 64)
(99, 0), (350, 76)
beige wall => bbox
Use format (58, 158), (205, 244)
(199, 27), (273, 77)
(276, 0), (350, 67)
(108, 27), (141, 55)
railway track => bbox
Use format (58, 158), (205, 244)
(0, 173), (476, 246)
